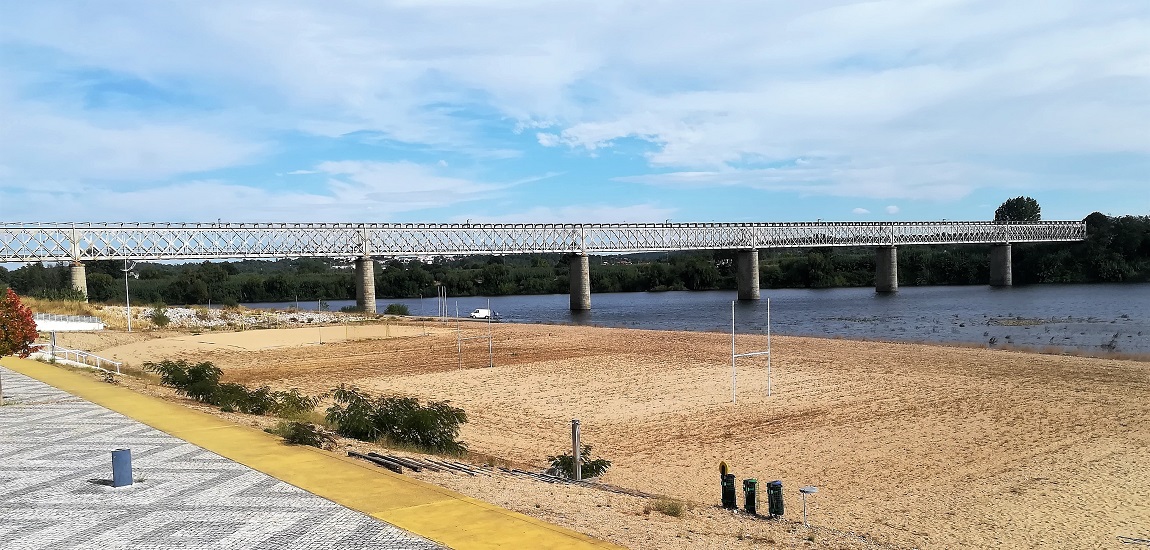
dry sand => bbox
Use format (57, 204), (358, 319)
(58, 322), (1150, 549)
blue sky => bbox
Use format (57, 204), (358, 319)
(0, 0), (1146, 224)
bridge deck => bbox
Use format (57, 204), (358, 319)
(1, 221), (1086, 262)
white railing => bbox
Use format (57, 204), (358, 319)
(33, 313), (103, 324)
(29, 344), (122, 375)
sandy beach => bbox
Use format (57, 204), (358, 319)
(57, 320), (1150, 549)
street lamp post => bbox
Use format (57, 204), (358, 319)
(121, 260), (136, 332)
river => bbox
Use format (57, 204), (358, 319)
(245, 283), (1150, 356)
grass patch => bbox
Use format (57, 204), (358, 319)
(644, 497), (687, 517)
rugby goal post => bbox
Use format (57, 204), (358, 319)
(731, 298), (772, 403)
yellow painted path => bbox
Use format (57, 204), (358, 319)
(1, 357), (624, 550)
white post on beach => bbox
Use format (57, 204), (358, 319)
(800, 485), (818, 527)
(571, 419), (582, 481)
(487, 298), (494, 368)
(767, 298), (772, 397)
(731, 301), (737, 404)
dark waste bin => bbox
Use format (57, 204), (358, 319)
(766, 480), (784, 517)
(743, 478), (758, 515)
(721, 473), (737, 509)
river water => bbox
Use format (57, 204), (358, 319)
(246, 283), (1150, 355)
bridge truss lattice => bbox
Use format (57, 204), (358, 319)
(0, 221), (1086, 263)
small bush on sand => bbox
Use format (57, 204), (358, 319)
(149, 303), (171, 327)
(384, 303), (410, 316)
(145, 359), (317, 417)
(145, 359), (221, 402)
(547, 444), (612, 479)
(266, 421), (334, 449)
(644, 497), (687, 517)
(325, 384), (468, 453)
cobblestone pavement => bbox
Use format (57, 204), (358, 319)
(0, 367), (446, 550)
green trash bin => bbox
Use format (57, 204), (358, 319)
(766, 480), (784, 517)
(721, 474), (737, 509)
(743, 479), (758, 515)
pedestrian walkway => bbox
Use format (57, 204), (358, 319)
(0, 358), (623, 550)
(0, 366), (443, 550)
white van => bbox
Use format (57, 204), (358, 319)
(468, 308), (499, 319)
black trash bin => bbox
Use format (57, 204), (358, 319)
(743, 479), (758, 515)
(766, 480), (784, 517)
(721, 473), (737, 509)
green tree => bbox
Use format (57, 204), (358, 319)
(994, 196), (1041, 222)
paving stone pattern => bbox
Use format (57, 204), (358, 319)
(0, 367), (446, 550)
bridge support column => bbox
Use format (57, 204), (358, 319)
(990, 243), (1012, 287)
(569, 254), (591, 311)
(875, 246), (898, 293)
(70, 262), (88, 301)
(355, 256), (376, 313)
(736, 249), (760, 301)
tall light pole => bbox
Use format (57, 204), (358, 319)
(121, 260), (137, 332)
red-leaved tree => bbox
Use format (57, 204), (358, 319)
(1, 288), (38, 358)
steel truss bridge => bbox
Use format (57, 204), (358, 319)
(0, 221), (1086, 263)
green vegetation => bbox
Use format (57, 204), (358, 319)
(148, 303), (171, 327)
(995, 196), (1042, 222)
(384, 303), (410, 315)
(2, 210), (1147, 304)
(265, 421), (335, 449)
(644, 497), (688, 517)
(143, 359), (319, 415)
(142, 360), (469, 453)
(547, 444), (612, 479)
(325, 384), (468, 453)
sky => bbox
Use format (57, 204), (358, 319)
(0, 0), (1147, 224)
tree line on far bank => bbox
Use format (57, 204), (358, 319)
(1, 210), (1147, 306)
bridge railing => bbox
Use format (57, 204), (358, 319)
(0, 221), (1086, 262)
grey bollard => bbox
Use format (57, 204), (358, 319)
(111, 448), (133, 487)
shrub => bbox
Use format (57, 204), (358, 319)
(144, 359), (222, 402)
(266, 421), (334, 449)
(384, 303), (410, 316)
(339, 305), (364, 313)
(273, 388), (320, 418)
(644, 497), (687, 517)
(145, 359), (318, 417)
(547, 444), (612, 479)
(150, 303), (171, 327)
(325, 384), (468, 453)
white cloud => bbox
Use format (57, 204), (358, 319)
(0, 161), (513, 222)
(536, 133), (561, 147)
(0, 0), (1146, 211)
(886, 205), (901, 215)
(852, 208), (870, 214)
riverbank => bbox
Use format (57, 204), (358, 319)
(47, 320), (1150, 549)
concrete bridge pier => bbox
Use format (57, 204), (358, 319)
(875, 246), (898, 293)
(70, 262), (88, 301)
(355, 256), (376, 313)
(990, 243), (1013, 287)
(736, 249), (760, 300)
(569, 254), (591, 311)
